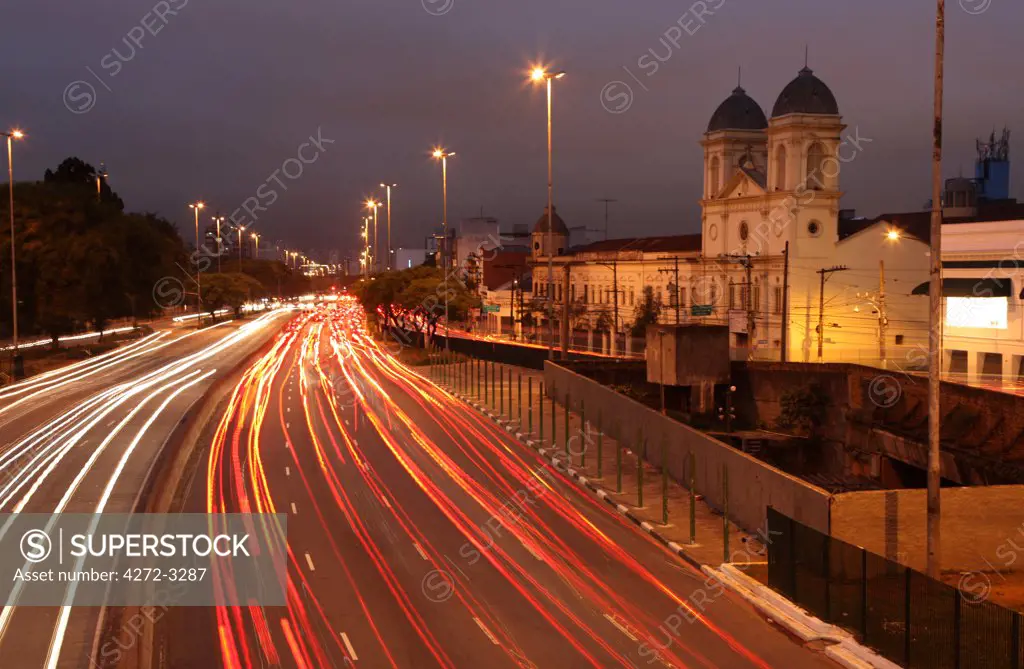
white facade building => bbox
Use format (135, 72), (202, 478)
(532, 67), (932, 363)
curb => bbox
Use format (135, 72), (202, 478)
(445, 385), (704, 571)
(704, 564), (901, 669)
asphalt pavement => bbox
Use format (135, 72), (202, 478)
(155, 299), (835, 669)
(0, 309), (291, 669)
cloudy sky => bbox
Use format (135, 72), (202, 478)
(3, 0), (1020, 259)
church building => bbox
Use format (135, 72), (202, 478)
(530, 66), (932, 364)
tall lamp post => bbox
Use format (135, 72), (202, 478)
(96, 162), (107, 202)
(189, 201), (205, 328)
(237, 225), (246, 266)
(365, 200), (381, 274)
(432, 148), (455, 349)
(4, 129), (24, 377)
(380, 183), (397, 271)
(251, 232), (260, 260)
(530, 66), (566, 360)
(212, 215), (225, 273)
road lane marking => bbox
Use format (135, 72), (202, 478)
(340, 632), (358, 661)
(290, 502), (298, 514)
(285, 467), (291, 476)
(380, 496), (391, 509)
(604, 614), (638, 642)
(473, 617), (499, 645)
(413, 543), (428, 561)
(304, 552), (315, 572)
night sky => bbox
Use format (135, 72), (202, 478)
(4, 0), (1021, 259)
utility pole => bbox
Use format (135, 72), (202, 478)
(927, 0), (946, 579)
(727, 253), (756, 359)
(657, 256), (682, 325)
(612, 259), (619, 357)
(561, 264), (571, 359)
(879, 259), (888, 364)
(816, 266), (849, 361)
(781, 242), (790, 363)
(596, 198), (617, 240)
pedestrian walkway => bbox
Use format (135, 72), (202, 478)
(427, 353), (766, 568)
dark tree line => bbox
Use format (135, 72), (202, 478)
(0, 158), (310, 345)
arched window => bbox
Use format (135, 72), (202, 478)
(709, 156), (720, 198)
(806, 143), (826, 190)
(776, 145), (788, 190)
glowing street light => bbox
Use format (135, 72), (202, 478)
(251, 231), (260, 259)
(237, 225), (246, 265)
(211, 215), (225, 272)
(365, 199), (381, 274)
(189, 201), (206, 327)
(95, 162), (107, 201)
(432, 148), (455, 347)
(886, 228), (902, 242)
(529, 64), (566, 359)
(3, 129), (24, 375)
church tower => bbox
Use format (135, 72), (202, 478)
(700, 84), (769, 258)
(531, 205), (568, 260)
(766, 66), (845, 261)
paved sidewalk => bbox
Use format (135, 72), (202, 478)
(428, 357), (766, 568)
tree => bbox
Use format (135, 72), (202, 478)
(776, 383), (830, 441)
(44, 157), (124, 210)
(631, 286), (661, 336)
(202, 273), (265, 318)
(593, 308), (613, 333)
(0, 159), (186, 342)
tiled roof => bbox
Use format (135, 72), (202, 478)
(570, 234), (702, 255)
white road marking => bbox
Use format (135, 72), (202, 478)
(340, 632), (358, 660)
(304, 552), (316, 572)
(290, 502), (298, 514)
(474, 617), (499, 645)
(285, 466), (291, 476)
(413, 543), (428, 561)
(604, 613), (638, 642)
(380, 496), (391, 509)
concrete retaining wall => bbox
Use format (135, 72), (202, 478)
(544, 361), (832, 535)
(830, 486), (1024, 573)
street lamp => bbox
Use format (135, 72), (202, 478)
(237, 225), (245, 265)
(3, 129), (24, 376)
(365, 199), (381, 274)
(432, 148), (455, 348)
(189, 201), (205, 327)
(380, 183), (397, 271)
(530, 65), (566, 360)
(211, 215), (225, 272)
(251, 232), (260, 260)
(96, 162), (107, 202)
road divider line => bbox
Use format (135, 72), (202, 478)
(473, 617), (499, 645)
(290, 502), (298, 514)
(604, 613), (638, 642)
(285, 466), (291, 476)
(413, 543), (428, 561)
(304, 552), (316, 572)
(340, 632), (358, 661)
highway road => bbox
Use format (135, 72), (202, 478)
(152, 297), (834, 669)
(0, 309), (291, 669)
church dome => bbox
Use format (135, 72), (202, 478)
(707, 86), (768, 133)
(533, 205), (569, 235)
(771, 67), (839, 117)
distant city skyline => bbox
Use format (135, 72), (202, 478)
(5, 0), (1022, 256)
